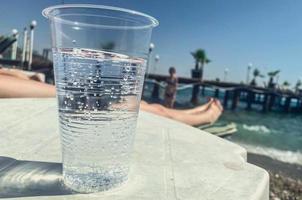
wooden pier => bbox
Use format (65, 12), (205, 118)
(146, 74), (302, 113)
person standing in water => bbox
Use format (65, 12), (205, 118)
(164, 67), (178, 108)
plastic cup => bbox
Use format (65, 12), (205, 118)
(42, 4), (158, 193)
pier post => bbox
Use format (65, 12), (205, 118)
(246, 90), (253, 110)
(191, 84), (200, 105)
(296, 98), (302, 112)
(151, 81), (160, 99)
(284, 97), (291, 112)
(223, 90), (229, 108)
(262, 93), (269, 112)
(231, 89), (239, 110)
(214, 88), (219, 98)
(268, 94), (275, 111)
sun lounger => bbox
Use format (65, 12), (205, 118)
(199, 122), (237, 137)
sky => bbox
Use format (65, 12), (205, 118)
(1, 0), (302, 85)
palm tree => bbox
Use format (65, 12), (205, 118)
(295, 80), (302, 93)
(282, 81), (290, 90)
(283, 81), (290, 86)
(250, 68), (264, 86)
(191, 49), (211, 75)
(267, 70), (280, 89)
(190, 49), (211, 104)
(295, 79), (302, 94)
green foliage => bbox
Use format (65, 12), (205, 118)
(283, 81), (290, 86)
(191, 49), (211, 70)
(0, 35), (4, 43)
(253, 68), (265, 78)
(267, 70), (280, 77)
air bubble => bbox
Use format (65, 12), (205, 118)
(125, 66), (131, 72)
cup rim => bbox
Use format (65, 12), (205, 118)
(42, 4), (159, 30)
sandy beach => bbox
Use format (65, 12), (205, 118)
(248, 153), (302, 199)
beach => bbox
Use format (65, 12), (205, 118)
(248, 153), (302, 199)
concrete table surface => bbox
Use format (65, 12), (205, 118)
(0, 98), (269, 200)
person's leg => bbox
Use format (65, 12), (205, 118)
(213, 98), (223, 111)
(140, 100), (222, 126)
(140, 101), (171, 118)
(0, 68), (30, 80)
(0, 75), (56, 98)
(152, 98), (214, 115)
(182, 98), (214, 114)
(170, 96), (176, 108)
(144, 98), (216, 116)
(163, 95), (172, 108)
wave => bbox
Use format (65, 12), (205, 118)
(242, 124), (271, 134)
(238, 143), (302, 165)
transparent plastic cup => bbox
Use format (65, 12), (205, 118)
(42, 4), (158, 193)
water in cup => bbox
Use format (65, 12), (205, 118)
(53, 47), (146, 192)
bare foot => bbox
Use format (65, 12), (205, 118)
(184, 98), (214, 114)
(214, 99), (223, 112)
(206, 102), (222, 124)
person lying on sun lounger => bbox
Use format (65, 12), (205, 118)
(0, 69), (222, 126)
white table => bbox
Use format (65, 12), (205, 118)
(0, 98), (269, 200)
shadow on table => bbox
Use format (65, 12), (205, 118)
(0, 156), (74, 198)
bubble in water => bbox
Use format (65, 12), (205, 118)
(125, 65), (131, 72)
(72, 40), (76, 44)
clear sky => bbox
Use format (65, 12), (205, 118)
(1, 0), (302, 85)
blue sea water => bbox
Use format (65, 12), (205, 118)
(143, 81), (302, 165)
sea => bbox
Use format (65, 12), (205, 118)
(143, 80), (302, 165)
